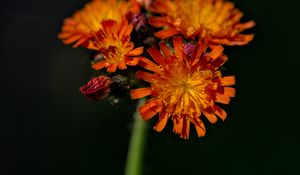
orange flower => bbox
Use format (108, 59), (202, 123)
(91, 19), (144, 72)
(149, 0), (255, 46)
(131, 36), (235, 139)
(58, 0), (140, 48)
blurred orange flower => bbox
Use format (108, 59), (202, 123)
(149, 0), (255, 46)
(131, 36), (235, 139)
(58, 0), (140, 48)
(91, 20), (144, 72)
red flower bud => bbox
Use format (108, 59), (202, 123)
(131, 13), (147, 31)
(183, 43), (195, 57)
(80, 76), (111, 101)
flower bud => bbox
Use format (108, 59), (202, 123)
(80, 76), (111, 101)
(183, 43), (195, 56)
(131, 13), (147, 31)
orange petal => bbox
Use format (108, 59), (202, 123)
(92, 60), (109, 70)
(191, 40), (207, 66)
(118, 21), (128, 39)
(231, 34), (255, 46)
(85, 41), (99, 50)
(224, 87), (236, 97)
(210, 54), (228, 69)
(203, 110), (218, 124)
(128, 47), (144, 56)
(139, 99), (162, 120)
(180, 118), (190, 139)
(149, 17), (170, 27)
(236, 34), (255, 45)
(193, 118), (206, 137)
(117, 62), (127, 70)
(61, 25), (75, 32)
(147, 46), (164, 65)
(148, 0), (171, 13)
(136, 70), (154, 83)
(63, 18), (77, 26)
(125, 23), (134, 36)
(173, 36), (184, 59)
(101, 20), (118, 36)
(211, 34), (254, 46)
(172, 117), (183, 135)
(153, 112), (169, 132)
(107, 64), (117, 72)
(125, 57), (139, 66)
(207, 45), (224, 60)
(220, 76), (235, 86)
(58, 32), (72, 39)
(213, 105), (227, 121)
(154, 28), (179, 39)
(63, 34), (82, 45)
(131, 87), (152, 99)
(216, 93), (230, 104)
(73, 37), (90, 48)
(159, 41), (173, 58)
(236, 20), (256, 30)
(138, 56), (161, 73)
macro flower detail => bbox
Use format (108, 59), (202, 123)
(91, 19), (144, 72)
(131, 36), (235, 139)
(149, 0), (255, 46)
(58, 0), (140, 48)
(80, 76), (111, 101)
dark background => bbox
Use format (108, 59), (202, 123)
(1, 0), (299, 174)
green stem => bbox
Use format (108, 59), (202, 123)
(125, 98), (147, 175)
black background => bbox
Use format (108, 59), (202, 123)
(1, 0), (299, 175)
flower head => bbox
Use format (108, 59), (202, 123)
(131, 36), (235, 139)
(91, 19), (144, 72)
(149, 0), (255, 46)
(58, 0), (140, 48)
(80, 76), (111, 101)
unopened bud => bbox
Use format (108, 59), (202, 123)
(131, 13), (147, 31)
(80, 76), (111, 101)
(183, 43), (195, 56)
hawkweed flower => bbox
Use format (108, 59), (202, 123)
(131, 36), (235, 139)
(58, 0), (140, 48)
(80, 76), (111, 101)
(91, 19), (144, 72)
(149, 0), (255, 46)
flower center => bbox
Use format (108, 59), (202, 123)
(101, 40), (126, 64)
(156, 68), (213, 115)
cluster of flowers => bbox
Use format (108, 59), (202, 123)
(59, 0), (254, 139)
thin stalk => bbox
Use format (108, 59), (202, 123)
(125, 98), (147, 175)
